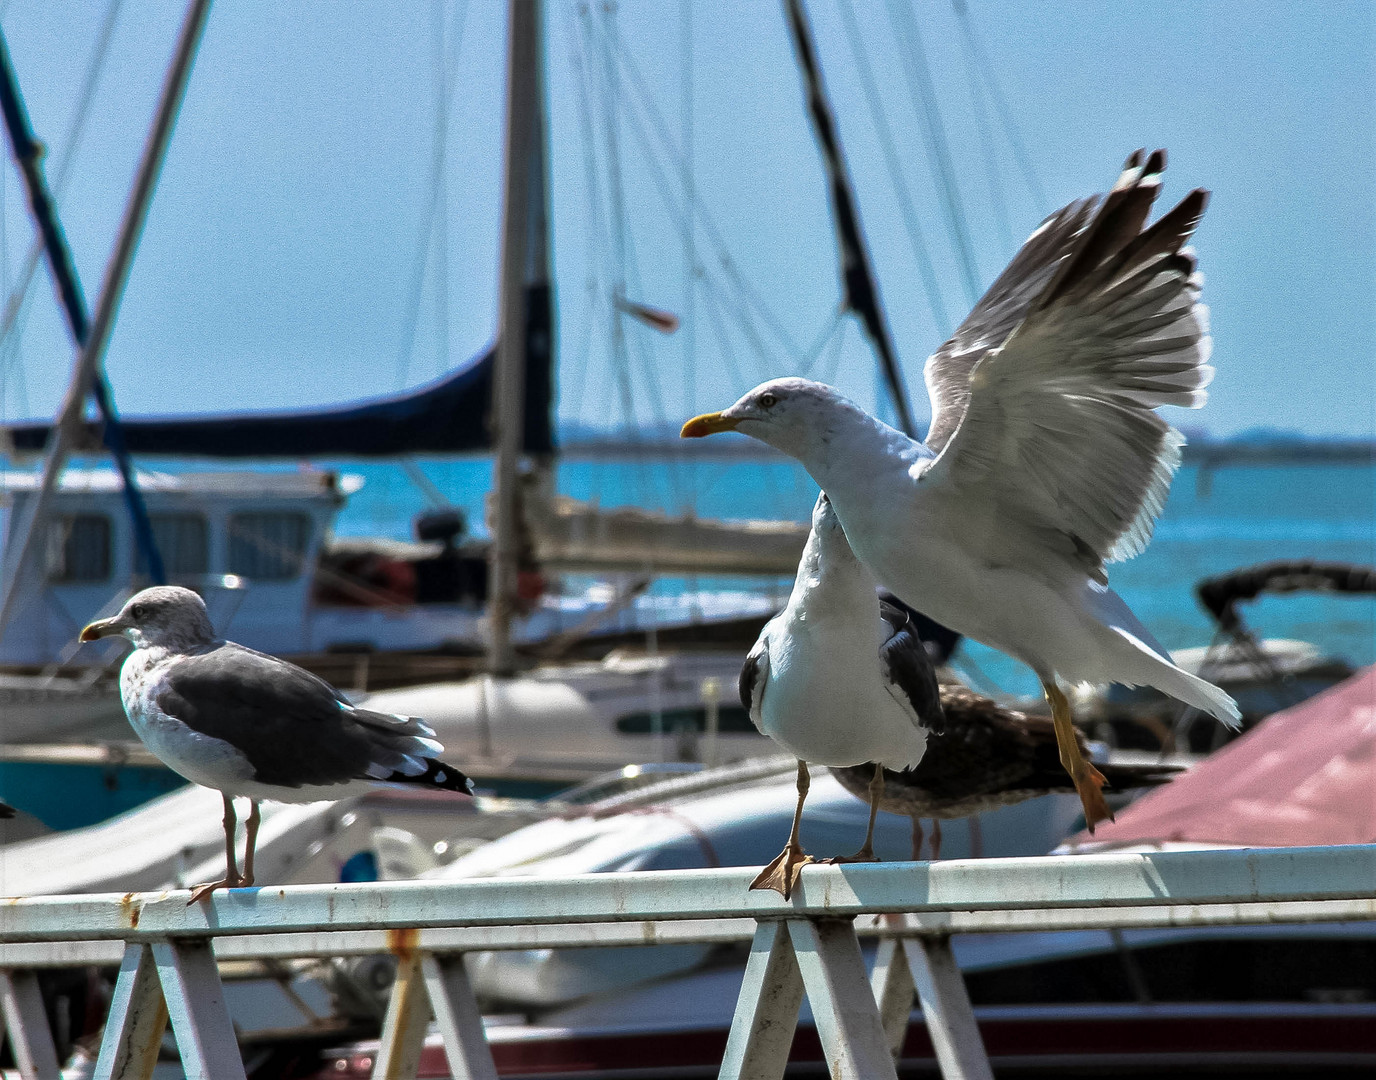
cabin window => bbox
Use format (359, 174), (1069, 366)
(150, 514), (209, 576)
(46, 514), (111, 582)
(227, 512), (311, 580)
(614, 706), (757, 735)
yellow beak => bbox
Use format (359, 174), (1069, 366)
(680, 411), (740, 438)
(79, 619), (117, 643)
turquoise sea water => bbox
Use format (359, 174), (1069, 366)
(327, 454), (1376, 697)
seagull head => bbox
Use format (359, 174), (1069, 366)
(680, 378), (855, 460)
(80, 586), (217, 650)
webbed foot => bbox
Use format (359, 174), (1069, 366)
(750, 842), (815, 899)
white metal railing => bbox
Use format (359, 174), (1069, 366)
(0, 844), (1371, 1080)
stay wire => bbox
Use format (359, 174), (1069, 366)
(609, 70), (781, 384)
(0, 0), (126, 351)
(394, 0), (470, 389)
(836, 0), (952, 340)
(952, 8), (1013, 253)
(563, 1), (611, 428)
(951, 0), (1047, 210)
(885, 0), (983, 308)
(610, 39), (804, 362)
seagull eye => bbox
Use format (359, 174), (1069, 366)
(759, 393), (778, 408)
(130, 604), (146, 620)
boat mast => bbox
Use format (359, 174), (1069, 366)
(0, 0), (210, 636)
(489, 0), (553, 676)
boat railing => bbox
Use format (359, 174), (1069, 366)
(0, 844), (1372, 1079)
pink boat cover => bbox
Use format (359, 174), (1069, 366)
(1073, 666), (1376, 848)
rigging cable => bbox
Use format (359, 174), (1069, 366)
(588, 6), (688, 509)
(609, 57), (783, 384)
(610, 41), (803, 365)
(951, 5), (1014, 253)
(585, 4), (638, 437)
(884, 0), (983, 308)
(836, 0), (952, 340)
(951, 0), (1046, 210)
(395, 0), (470, 388)
(0, 0), (126, 355)
(560, 0), (608, 428)
(783, 0), (915, 436)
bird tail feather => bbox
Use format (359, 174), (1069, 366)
(1085, 583), (1241, 729)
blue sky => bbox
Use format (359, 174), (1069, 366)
(0, 0), (1371, 439)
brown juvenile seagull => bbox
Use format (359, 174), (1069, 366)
(830, 684), (1182, 859)
(81, 586), (473, 901)
(684, 150), (1239, 829)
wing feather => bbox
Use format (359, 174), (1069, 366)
(738, 634), (770, 732)
(923, 151), (1211, 574)
(155, 643), (464, 790)
(878, 600), (944, 734)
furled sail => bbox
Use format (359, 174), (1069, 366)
(0, 284), (555, 458)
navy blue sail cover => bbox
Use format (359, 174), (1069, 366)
(3, 285), (555, 458)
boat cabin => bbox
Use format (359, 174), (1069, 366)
(0, 468), (363, 665)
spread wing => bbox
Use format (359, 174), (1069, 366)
(922, 150), (1211, 577)
(154, 643), (470, 792)
(878, 599), (944, 734)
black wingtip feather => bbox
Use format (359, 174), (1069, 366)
(382, 758), (475, 795)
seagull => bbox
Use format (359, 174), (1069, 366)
(80, 586), (473, 901)
(830, 683), (1183, 860)
(684, 151), (1240, 830)
(739, 493), (943, 897)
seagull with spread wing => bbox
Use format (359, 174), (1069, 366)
(685, 151), (1240, 829)
(81, 586), (473, 900)
(739, 493), (943, 897)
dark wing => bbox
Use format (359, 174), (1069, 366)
(0, 800), (15, 819)
(154, 643), (471, 792)
(738, 634), (770, 732)
(924, 151), (1212, 577)
(876, 590), (961, 664)
(878, 600), (944, 734)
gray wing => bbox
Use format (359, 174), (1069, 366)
(738, 633), (771, 733)
(154, 643), (471, 793)
(923, 150), (1211, 576)
(924, 196), (1098, 454)
(878, 600), (944, 734)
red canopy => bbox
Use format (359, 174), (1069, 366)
(1069, 666), (1376, 849)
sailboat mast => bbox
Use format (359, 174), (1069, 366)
(489, 0), (553, 676)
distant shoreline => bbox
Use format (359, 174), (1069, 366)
(560, 435), (1376, 466)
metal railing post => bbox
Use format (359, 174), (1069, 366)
(869, 932), (917, 1057)
(93, 944), (167, 1080)
(787, 919), (898, 1080)
(372, 950), (429, 1080)
(421, 954), (498, 1080)
(907, 936), (994, 1080)
(0, 968), (61, 1079)
(151, 940), (246, 1080)
(719, 920), (804, 1080)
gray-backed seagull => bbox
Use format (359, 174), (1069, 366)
(686, 150), (1240, 830)
(81, 586), (473, 901)
(739, 493), (943, 897)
